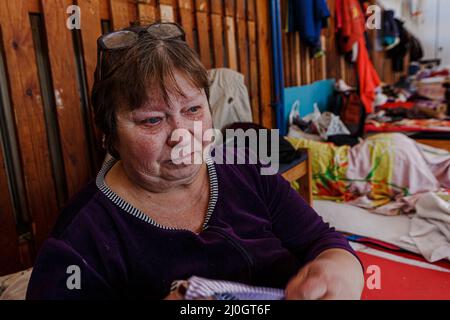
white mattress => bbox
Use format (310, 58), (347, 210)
(313, 200), (419, 254)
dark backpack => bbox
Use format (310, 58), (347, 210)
(331, 91), (366, 138)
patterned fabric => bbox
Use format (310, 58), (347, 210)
(287, 133), (448, 215)
(172, 276), (284, 300)
(287, 137), (352, 201)
(0, 269), (32, 300)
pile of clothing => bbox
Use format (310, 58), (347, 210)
(368, 64), (450, 128)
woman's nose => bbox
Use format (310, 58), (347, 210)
(166, 118), (192, 148)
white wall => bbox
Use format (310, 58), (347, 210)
(377, 0), (450, 66)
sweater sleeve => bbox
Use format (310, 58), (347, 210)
(263, 172), (363, 268)
(26, 238), (118, 300)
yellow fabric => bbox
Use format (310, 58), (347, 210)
(286, 135), (398, 206)
(286, 137), (351, 201)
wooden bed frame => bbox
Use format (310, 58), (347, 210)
(416, 139), (450, 152)
(281, 149), (313, 205)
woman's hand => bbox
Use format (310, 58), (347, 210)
(285, 248), (364, 300)
(164, 290), (184, 300)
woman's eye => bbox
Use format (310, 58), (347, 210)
(187, 106), (201, 114)
(142, 117), (162, 125)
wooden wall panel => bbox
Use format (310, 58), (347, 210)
(42, 0), (92, 199)
(255, 0), (273, 128)
(76, 0), (104, 166)
(137, 0), (158, 25)
(224, 0), (238, 71)
(247, 0), (260, 123)
(110, 0), (130, 30)
(0, 145), (21, 276)
(195, 0), (212, 69)
(159, 0), (175, 22)
(0, 1), (59, 248)
(236, 0), (249, 89)
(210, 0), (225, 68)
(178, 0), (196, 50)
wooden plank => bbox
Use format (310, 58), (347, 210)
(128, 1), (138, 25)
(137, 0), (158, 25)
(0, 144), (22, 276)
(224, 0), (237, 70)
(416, 140), (450, 152)
(280, 149), (313, 205)
(109, 0), (130, 30)
(320, 35), (326, 79)
(299, 149), (313, 205)
(210, 0), (224, 68)
(235, 0), (245, 19)
(76, 0), (104, 168)
(77, 0), (102, 98)
(236, 0), (249, 88)
(246, 0), (259, 122)
(225, 16), (238, 70)
(255, 0), (273, 128)
(247, 19), (260, 123)
(0, 1), (59, 248)
(289, 33), (296, 86)
(178, 0), (196, 50)
(210, 0), (223, 15)
(41, 0), (92, 198)
(294, 32), (302, 85)
(211, 13), (225, 68)
(282, 32), (290, 87)
(26, 0), (40, 13)
(281, 161), (307, 183)
(195, 0), (208, 12)
(246, 0), (255, 21)
(160, 0), (175, 22)
(325, 0), (337, 80)
(304, 45), (312, 84)
(195, 0), (212, 69)
(224, 0), (235, 16)
(99, 0), (110, 20)
(311, 50), (317, 82)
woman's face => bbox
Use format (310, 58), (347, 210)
(114, 71), (213, 192)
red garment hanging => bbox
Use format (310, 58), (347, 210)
(337, 0), (381, 113)
(357, 38), (381, 113)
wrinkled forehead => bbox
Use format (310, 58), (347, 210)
(129, 87), (206, 116)
(145, 85), (206, 109)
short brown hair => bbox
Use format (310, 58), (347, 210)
(91, 25), (210, 159)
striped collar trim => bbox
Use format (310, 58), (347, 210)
(95, 156), (218, 231)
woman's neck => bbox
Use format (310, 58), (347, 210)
(105, 160), (209, 215)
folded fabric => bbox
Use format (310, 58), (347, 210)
(408, 192), (450, 262)
(172, 276), (285, 300)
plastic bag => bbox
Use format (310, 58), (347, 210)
(308, 104), (350, 139)
(287, 102), (350, 140)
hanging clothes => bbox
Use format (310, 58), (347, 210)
(288, 0), (331, 54)
(336, 0), (381, 113)
(208, 68), (253, 130)
(386, 19), (410, 72)
(382, 10), (400, 50)
(409, 34), (424, 62)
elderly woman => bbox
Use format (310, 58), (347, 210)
(26, 23), (363, 300)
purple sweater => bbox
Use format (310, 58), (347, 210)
(26, 156), (358, 300)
